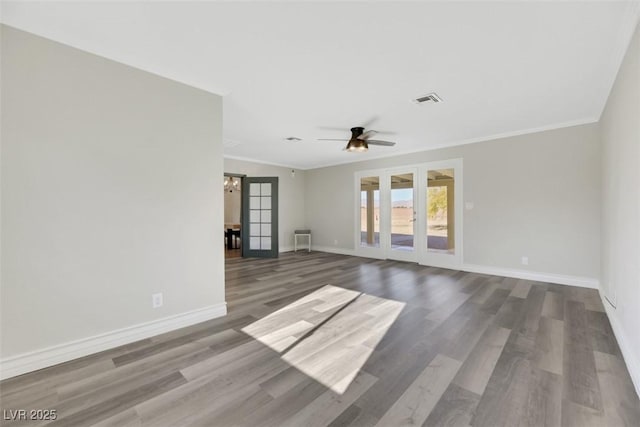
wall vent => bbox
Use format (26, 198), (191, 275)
(413, 92), (443, 104)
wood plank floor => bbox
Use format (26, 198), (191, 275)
(2, 251), (639, 426)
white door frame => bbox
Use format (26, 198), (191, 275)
(420, 158), (463, 269)
(354, 170), (385, 260)
(385, 166), (418, 262)
(354, 159), (463, 269)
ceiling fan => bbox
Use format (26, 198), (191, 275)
(318, 127), (396, 152)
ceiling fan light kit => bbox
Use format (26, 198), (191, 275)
(346, 139), (368, 152)
(318, 126), (396, 153)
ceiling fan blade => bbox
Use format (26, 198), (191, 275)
(360, 116), (379, 129)
(366, 140), (396, 147)
(359, 130), (378, 140)
(317, 138), (348, 141)
(317, 126), (350, 132)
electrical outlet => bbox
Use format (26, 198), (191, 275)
(521, 256), (529, 266)
(465, 202), (474, 210)
(334, 239), (338, 245)
(152, 293), (163, 308)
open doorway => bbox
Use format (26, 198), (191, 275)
(224, 173), (244, 259)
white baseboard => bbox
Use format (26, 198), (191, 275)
(461, 264), (599, 289)
(600, 294), (640, 397)
(311, 245), (358, 257)
(0, 302), (227, 380)
(312, 247), (599, 289)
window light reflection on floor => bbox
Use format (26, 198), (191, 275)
(241, 285), (406, 394)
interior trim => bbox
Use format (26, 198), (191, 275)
(461, 263), (599, 289)
(0, 302), (227, 380)
(601, 292), (640, 397)
(312, 247), (599, 289)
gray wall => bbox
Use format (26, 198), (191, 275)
(306, 124), (601, 279)
(0, 26), (224, 358)
(224, 158), (306, 251)
(600, 20), (640, 390)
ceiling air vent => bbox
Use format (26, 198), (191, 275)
(413, 92), (443, 104)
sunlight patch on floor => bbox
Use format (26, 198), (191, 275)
(241, 285), (405, 394)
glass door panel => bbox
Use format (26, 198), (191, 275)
(426, 168), (455, 254)
(422, 159), (462, 269)
(385, 169), (417, 262)
(390, 173), (415, 252)
(242, 177), (278, 258)
(360, 176), (380, 248)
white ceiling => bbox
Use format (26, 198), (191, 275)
(2, 1), (638, 169)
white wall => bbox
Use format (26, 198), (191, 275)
(0, 26), (225, 371)
(224, 158), (306, 251)
(305, 124), (601, 282)
(600, 19), (640, 392)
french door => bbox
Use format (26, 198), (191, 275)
(385, 168), (418, 262)
(355, 159), (462, 268)
(242, 177), (279, 258)
(422, 159), (463, 269)
(356, 167), (418, 262)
